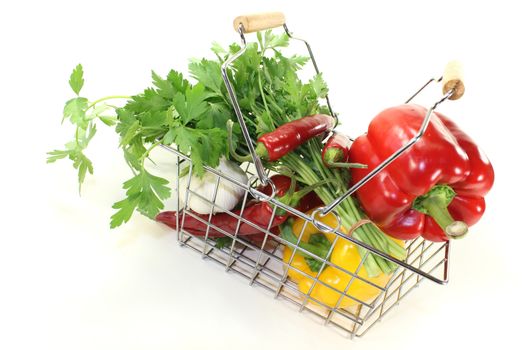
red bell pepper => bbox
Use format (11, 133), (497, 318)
(348, 104), (494, 242)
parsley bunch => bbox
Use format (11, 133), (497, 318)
(49, 31), (319, 228)
(47, 65), (126, 190)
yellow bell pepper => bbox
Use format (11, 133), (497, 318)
(282, 209), (403, 308)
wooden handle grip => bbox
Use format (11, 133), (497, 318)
(442, 60), (465, 100)
(233, 12), (286, 33)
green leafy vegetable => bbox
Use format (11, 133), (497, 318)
(48, 66), (120, 192)
(69, 64), (84, 95)
(110, 170), (171, 228)
(49, 32), (324, 225)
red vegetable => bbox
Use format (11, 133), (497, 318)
(322, 133), (351, 165)
(156, 175), (322, 239)
(321, 133), (367, 169)
(156, 199), (288, 237)
(348, 104), (494, 242)
(256, 114), (334, 161)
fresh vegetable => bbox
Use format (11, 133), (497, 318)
(348, 104), (494, 242)
(180, 157), (248, 214)
(156, 201), (288, 238)
(280, 211), (402, 308)
(156, 174), (322, 238)
(46, 64), (129, 191)
(256, 114), (334, 161)
(49, 30), (406, 275)
(322, 133), (366, 169)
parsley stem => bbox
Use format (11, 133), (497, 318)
(257, 70), (273, 128)
(139, 140), (162, 166)
(87, 95), (131, 110)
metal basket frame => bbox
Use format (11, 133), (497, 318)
(159, 20), (460, 338)
(161, 144), (450, 338)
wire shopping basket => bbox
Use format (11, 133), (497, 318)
(160, 12), (465, 338)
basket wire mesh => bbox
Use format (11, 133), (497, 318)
(160, 146), (450, 338)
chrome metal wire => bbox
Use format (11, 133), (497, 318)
(167, 143), (449, 338)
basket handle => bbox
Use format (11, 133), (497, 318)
(233, 12), (286, 33)
(442, 60), (465, 100)
(221, 12), (287, 187)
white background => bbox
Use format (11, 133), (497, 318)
(1, 0), (524, 349)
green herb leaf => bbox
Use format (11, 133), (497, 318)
(152, 70), (190, 100)
(110, 170), (171, 228)
(119, 119), (141, 147)
(211, 41), (226, 62)
(99, 116), (118, 126)
(46, 149), (69, 163)
(174, 83), (209, 125)
(310, 74), (329, 99)
(73, 150), (94, 185)
(69, 64), (84, 95)
(214, 237), (233, 249)
(189, 59), (224, 96)
(170, 126), (227, 176)
(47, 147), (94, 190)
(63, 97), (88, 126)
(265, 31), (289, 50)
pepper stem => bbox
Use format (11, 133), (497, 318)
(323, 148), (367, 168)
(323, 148), (344, 164)
(255, 142), (269, 160)
(413, 185), (468, 239)
(326, 161), (368, 169)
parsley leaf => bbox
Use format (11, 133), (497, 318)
(152, 70), (190, 100)
(110, 169), (171, 228)
(310, 73), (329, 99)
(173, 83), (209, 125)
(169, 126), (227, 176)
(49, 64), (130, 191)
(63, 97), (88, 127)
(73, 150), (94, 185)
(189, 59), (224, 96)
(69, 64), (84, 95)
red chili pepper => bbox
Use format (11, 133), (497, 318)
(156, 175), (323, 238)
(322, 133), (351, 165)
(348, 104), (494, 242)
(155, 199), (288, 238)
(321, 133), (367, 169)
(256, 114), (334, 161)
